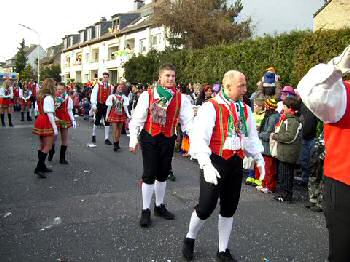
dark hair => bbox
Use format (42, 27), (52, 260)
(159, 63), (176, 73)
(57, 82), (65, 87)
(103, 72), (109, 77)
(283, 96), (301, 111)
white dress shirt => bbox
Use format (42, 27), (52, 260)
(19, 89), (32, 100)
(297, 64), (346, 123)
(189, 94), (264, 168)
(0, 86), (14, 99)
(129, 89), (194, 148)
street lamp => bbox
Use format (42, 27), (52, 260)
(18, 24), (40, 84)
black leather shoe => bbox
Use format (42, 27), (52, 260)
(104, 139), (112, 145)
(34, 168), (47, 178)
(154, 204), (175, 220)
(182, 237), (195, 261)
(140, 209), (151, 228)
(216, 249), (237, 262)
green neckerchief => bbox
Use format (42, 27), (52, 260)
(221, 90), (248, 137)
(157, 85), (174, 106)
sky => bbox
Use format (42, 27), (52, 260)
(1, 0), (325, 62)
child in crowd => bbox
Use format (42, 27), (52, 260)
(82, 98), (91, 120)
(271, 96), (302, 202)
(245, 98), (265, 186)
(257, 98), (280, 193)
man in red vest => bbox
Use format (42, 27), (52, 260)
(129, 64), (193, 228)
(91, 72), (114, 145)
(297, 45), (350, 262)
(182, 70), (265, 261)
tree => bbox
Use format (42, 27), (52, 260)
(153, 0), (252, 49)
(15, 38), (27, 74)
(40, 65), (62, 82)
(20, 64), (35, 81)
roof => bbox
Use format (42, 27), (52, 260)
(314, 0), (332, 17)
(24, 45), (39, 56)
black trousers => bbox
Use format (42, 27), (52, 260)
(323, 176), (350, 262)
(140, 130), (175, 184)
(94, 102), (109, 126)
(278, 161), (295, 198)
(195, 154), (243, 220)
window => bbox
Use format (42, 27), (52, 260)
(95, 25), (101, 38)
(113, 18), (120, 30)
(140, 38), (147, 53)
(87, 28), (92, 41)
(80, 32), (84, 43)
(64, 39), (68, 49)
(69, 36), (74, 47)
(85, 53), (90, 62)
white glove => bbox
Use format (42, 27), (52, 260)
(53, 125), (58, 136)
(202, 163), (221, 185)
(329, 45), (350, 74)
(72, 120), (77, 129)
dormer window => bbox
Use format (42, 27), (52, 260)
(80, 31), (84, 43)
(87, 28), (92, 41)
(95, 25), (101, 38)
(69, 36), (74, 47)
(113, 18), (120, 31)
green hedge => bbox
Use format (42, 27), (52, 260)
(124, 29), (350, 92)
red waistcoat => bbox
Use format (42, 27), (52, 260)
(209, 98), (248, 160)
(324, 81), (350, 185)
(98, 83), (111, 104)
(144, 88), (181, 138)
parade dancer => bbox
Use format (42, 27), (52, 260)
(105, 84), (130, 152)
(48, 83), (76, 164)
(90, 72), (114, 145)
(32, 78), (58, 178)
(19, 82), (33, 121)
(0, 79), (14, 127)
(182, 70), (264, 261)
(297, 45), (350, 262)
(129, 64), (193, 228)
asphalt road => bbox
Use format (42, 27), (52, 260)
(0, 112), (328, 262)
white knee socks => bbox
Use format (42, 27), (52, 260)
(92, 124), (96, 136)
(218, 215), (233, 252)
(142, 183), (154, 210)
(186, 211), (205, 239)
(104, 125), (110, 140)
(154, 180), (166, 206)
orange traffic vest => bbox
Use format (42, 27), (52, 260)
(324, 81), (350, 185)
(144, 88), (181, 138)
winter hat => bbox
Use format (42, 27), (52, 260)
(266, 66), (276, 73)
(281, 85), (296, 96)
(265, 98), (278, 110)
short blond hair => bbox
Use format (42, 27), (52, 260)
(222, 70), (243, 89)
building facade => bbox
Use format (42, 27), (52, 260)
(314, 0), (350, 31)
(60, 0), (167, 84)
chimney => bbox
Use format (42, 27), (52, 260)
(100, 17), (106, 22)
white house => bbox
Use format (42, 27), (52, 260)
(60, 0), (169, 84)
(25, 45), (47, 71)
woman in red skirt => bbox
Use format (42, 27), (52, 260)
(48, 82), (76, 164)
(105, 84), (130, 151)
(0, 79), (14, 127)
(32, 78), (58, 178)
(19, 82), (33, 121)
